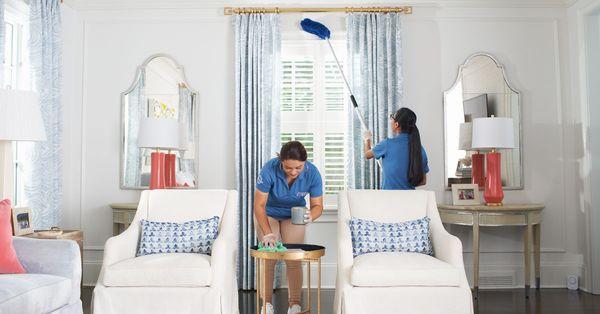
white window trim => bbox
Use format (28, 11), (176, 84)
(6, 0), (30, 206)
(281, 39), (348, 208)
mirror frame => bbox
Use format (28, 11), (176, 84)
(119, 53), (199, 190)
(443, 52), (524, 190)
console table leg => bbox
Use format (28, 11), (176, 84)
(524, 221), (532, 299)
(473, 214), (480, 299)
(534, 223), (541, 289)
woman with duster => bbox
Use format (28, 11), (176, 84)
(364, 107), (430, 189)
(299, 18), (425, 187)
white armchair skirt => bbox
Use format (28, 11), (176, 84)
(339, 286), (472, 313)
(93, 285), (226, 313)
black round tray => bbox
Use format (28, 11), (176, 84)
(251, 243), (324, 251)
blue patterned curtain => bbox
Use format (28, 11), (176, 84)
(26, 0), (62, 229)
(177, 85), (196, 180)
(234, 13), (280, 290)
(346, 13), (404, 189)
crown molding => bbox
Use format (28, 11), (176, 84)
(63, 0), (578, 12)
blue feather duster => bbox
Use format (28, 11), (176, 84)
(300, 18), (331, 40)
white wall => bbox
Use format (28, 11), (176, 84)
(593, 8), (600, 295)
(61, 4), (237, 284)
(565, 0), (600, 294)
(412, 6), (583, 289)
(60, 0), (586, 289)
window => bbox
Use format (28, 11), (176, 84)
(5, 1), (30, 206)
(280, 40), (348, 207)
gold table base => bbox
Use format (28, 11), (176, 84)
(251, 245), (325, 314)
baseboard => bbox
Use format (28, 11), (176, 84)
(463, 262), (584, 289)
(83, 260), (102, 286)
(83, 258), (584, 289)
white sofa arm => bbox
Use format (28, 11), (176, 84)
(431, 228), (464, 269)
(210, 190), (239, 314)
(337, 217), (354, 282)
(431, 229), (470, 289)
(337, 192), (354, 280)
(101, 194), (152, 269)
(211, 190), (238, 288)
(427, 193), (470, 288)
(335, 192), (355, 314)
(102, 225), (140, 268)
(13, 237), (82, 304)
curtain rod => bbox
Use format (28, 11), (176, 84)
(224, 6), (412, 15)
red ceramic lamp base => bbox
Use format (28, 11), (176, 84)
(471, 152), (485, 188)
(149, 151), (166, 190)
(483, 151), (504, 205)
(164, 153), (177, 188)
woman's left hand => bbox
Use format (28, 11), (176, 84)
(304, 208), (313, 224)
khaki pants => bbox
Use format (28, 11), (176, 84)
(256, 216), (306, 306)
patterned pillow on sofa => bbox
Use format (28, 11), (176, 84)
(137, 216), (220, 256)
(348, 216), (433, 258)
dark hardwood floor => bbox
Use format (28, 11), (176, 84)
(82, 287), (600, 314)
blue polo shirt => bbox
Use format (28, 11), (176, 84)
(372, 133), (429, 190)
(256, 157), (323, 220)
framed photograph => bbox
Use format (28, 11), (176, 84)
(12, 207), (34, 236)
(451, 184), (481, 205)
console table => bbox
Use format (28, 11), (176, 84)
(109, 203), (137, 235)
(437, 203), (544, 298)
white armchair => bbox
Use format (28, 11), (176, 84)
(334, 190), (473, 314)
(92, 189), (239, 314)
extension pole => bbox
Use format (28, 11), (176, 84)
(325, 39), (368, 131)
(325, 39), (382, 169)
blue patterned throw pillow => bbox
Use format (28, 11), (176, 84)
(348, 216), (433, 258)
(137, 216), (220, 257)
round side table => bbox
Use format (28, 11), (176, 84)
(250, 244), (325, 314)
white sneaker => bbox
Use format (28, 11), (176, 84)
(287, 304), (302, 314)
(261, 303), (274, 314)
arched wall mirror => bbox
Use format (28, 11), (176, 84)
(120, 54), (199, 189)
(443, 53), (523, 189)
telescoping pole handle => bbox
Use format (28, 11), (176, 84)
(326, 39), (382, 170)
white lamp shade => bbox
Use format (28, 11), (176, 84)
(0, 90), (46, 141)
(471, 117), (515, 149)
(458, 122), (472, 150)
(138, 117), (180, 150)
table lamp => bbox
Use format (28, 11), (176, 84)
(459, 122), (484, 187)
(138, 117), (179, 190)
(471, 116), (515, 205)
(0, 90), (47, 200)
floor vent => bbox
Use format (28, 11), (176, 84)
(479, 271), (516, 288)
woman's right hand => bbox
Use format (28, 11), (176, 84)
(363, 130), (373, 142)
(262, 233), (278, 248)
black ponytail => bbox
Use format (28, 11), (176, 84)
(392, 108), (424, 186)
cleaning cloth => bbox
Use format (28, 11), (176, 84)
(257, 241), (287, 252)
